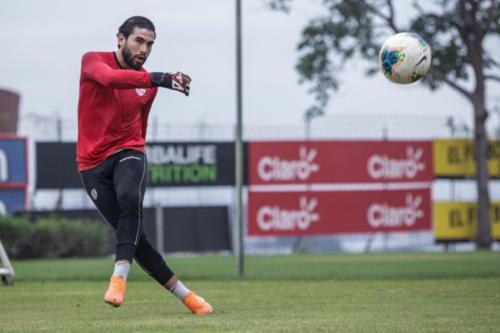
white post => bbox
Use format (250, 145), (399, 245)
(155, 206), (164, 254)
(0, 238), (15, 285)
(235, 0), (244, 278)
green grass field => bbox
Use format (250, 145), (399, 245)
(1, 252), (500, 333)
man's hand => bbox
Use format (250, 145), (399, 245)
(150, 71), (191, 96)
(170, 71), (191, 96)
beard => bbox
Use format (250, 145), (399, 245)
(121, 43), (146, 70)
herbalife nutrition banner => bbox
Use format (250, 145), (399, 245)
(146, 142), (235, 187)
(36, 142), (235, 189)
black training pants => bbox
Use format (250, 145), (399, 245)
(80, 149), (174, 285)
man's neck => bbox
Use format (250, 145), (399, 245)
(114, 51), (129, 69)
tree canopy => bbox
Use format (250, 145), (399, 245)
(269, 0), (499, 111)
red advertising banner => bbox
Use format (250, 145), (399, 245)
(247, 189), (432, 236)
(248, 141), (433, 185)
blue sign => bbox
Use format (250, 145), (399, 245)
(0, 137), (28, 184)
(0, 189), (25, 215)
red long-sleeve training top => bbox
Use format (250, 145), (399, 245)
(76, 51), (158, 171)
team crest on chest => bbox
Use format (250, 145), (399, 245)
(136, 88), (146, 96)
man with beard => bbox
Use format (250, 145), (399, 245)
(77, 16), (212, 315)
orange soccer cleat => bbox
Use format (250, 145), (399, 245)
(104, 276), (127, 307)
(182, 291), (213, 315)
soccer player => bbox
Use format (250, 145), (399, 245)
(77, 16), (212, 315)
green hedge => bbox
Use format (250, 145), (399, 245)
(0, 216), (108, 259)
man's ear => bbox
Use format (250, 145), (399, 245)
(117, 33), (126, 49)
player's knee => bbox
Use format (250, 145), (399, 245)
(118, 192), (141, 213)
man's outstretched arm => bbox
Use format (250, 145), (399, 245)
(81, 52), (191, 96)
(81, 52), (152, 89)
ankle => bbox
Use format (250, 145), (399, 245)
(112, 260), (131, 281)
(169, 280), (190, 299)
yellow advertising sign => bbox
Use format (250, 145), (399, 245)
(433, 139), (500, 178)
(433, 201), (500, 241)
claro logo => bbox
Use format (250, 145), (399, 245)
(0, 149), (8, 182)
(257, 197), (320, 231)
(367, 146), (425, 180)
(257, 147), (319, 181)
(367, 194), (424, 228)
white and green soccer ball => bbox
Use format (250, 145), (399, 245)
(378, 32), (432, 84)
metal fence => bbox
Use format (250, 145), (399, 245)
(21, 112), (492, 142)
(18, 112), (500, 253)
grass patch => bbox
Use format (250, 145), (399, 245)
(1, 252), (499, 332)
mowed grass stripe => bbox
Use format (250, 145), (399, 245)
(8, 251), (500, 282)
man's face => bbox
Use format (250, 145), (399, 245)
(118, 27), (155, 70)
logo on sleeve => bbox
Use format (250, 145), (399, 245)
(136, 88), (146, 96)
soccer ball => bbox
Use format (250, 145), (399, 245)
(378, 32), (432, 84)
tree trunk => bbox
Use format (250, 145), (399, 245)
(459, 0), (493, 249)
(473, 95), (492, 249)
